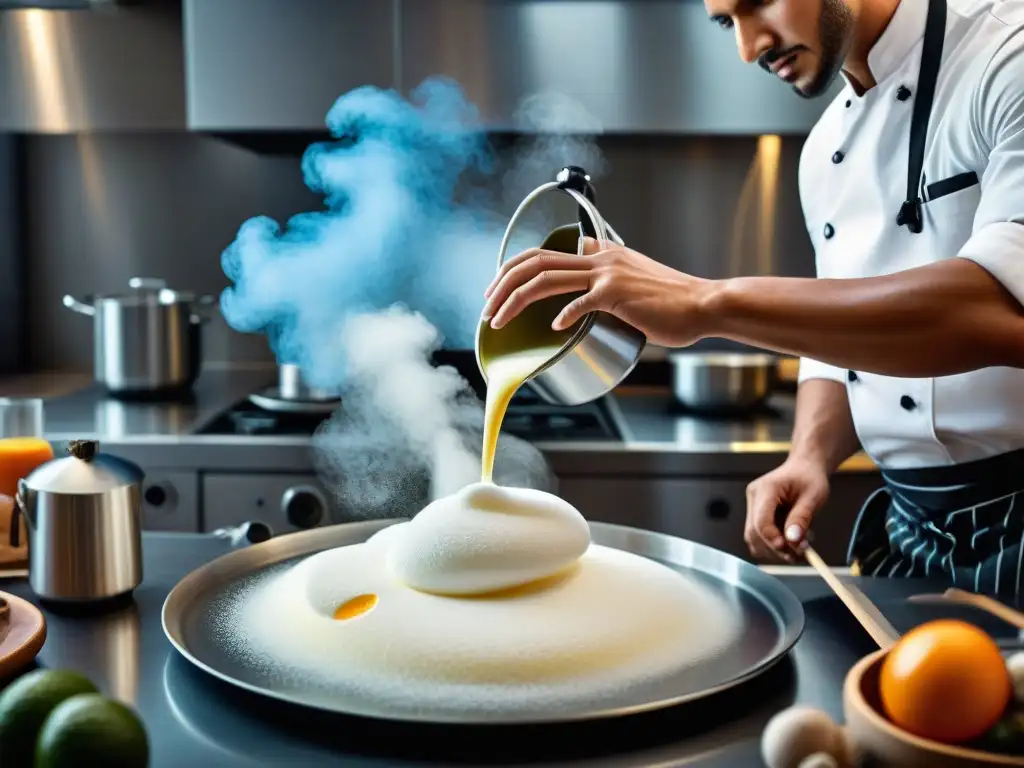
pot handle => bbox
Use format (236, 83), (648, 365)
(62, 294), (95, 317)
(10, 479), (32, 548)
(128, 277), (167, 291)
(190, 295), (217, 325)
(495, 174), (624, 273)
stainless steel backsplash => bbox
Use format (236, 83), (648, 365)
(21, 132), (814, 371)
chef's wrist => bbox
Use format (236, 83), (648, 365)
(783, 448), (833, 476)
(691, 277), (735, 340)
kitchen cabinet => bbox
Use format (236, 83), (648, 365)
(558, 473), (881, 566)
(400, 0), (840, 134)
(183, 0), (396, 131)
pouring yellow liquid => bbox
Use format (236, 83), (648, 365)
(478, 292), (586, 483)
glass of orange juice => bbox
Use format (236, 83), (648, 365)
(0, 398), (53, 499)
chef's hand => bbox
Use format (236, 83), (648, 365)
(482, 238), (715, 348)
(744, 458), (830, 563)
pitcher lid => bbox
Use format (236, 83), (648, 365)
(23, 439), (144, 495)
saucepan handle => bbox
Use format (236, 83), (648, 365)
(9, 486), (23, 549)
(494, 181), (623, 272)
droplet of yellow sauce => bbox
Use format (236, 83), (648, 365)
(333, 593), (378, 620)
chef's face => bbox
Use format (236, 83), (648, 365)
(706, 0), (855, 98)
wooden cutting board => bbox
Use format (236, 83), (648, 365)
(0, 592), (46, 681)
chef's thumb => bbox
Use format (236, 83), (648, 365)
(782, 504), (815, 550)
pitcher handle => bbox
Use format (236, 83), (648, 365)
(494, 180), (623, 273)
(9, 487), (22, 549)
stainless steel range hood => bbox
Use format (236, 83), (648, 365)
(0, 0), (839, 135)
(0, 1), (128, 9)
(184, 0), (840, 135)
(0, 1), (185, 132)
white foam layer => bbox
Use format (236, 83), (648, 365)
(220, 526), (742, 716)
(386, 482), (590, 595)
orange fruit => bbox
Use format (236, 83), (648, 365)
(879, 619), (1011, 743)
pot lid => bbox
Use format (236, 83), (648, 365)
(22, 439), (144, 495)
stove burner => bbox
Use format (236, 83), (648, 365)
(198, 392), (621, 441)
(501, 413), (578, 432)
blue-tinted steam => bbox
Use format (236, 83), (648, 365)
(219, 78), (604, 514)
(221, 78), (504, 388)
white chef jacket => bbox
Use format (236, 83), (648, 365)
(798, 0), (1024, 469)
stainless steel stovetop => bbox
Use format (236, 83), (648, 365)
(195, 384), (623, 442)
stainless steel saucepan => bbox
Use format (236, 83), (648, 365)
(63, 278), (214, 397)
(669, 351), (779, 412)
(476, 166), (646, 407)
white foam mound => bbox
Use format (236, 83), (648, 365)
(386, 482), (590, 595)
(222, 516), (742, 716)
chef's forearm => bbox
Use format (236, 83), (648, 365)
(788, 379), (860, 474)
(703, 258), (1024, 377)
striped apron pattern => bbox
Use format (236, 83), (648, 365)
(848, 447), (1024, 606)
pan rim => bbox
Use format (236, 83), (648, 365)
(161, 519), (805, 725)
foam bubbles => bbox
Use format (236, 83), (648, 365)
(387, 482), (590, 595)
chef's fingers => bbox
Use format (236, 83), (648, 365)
(748, 489), (786, 552)
(551, 288), (604, 331)
(745, 486), (792, 563)
(484, 248), (540, 299)
(484, 248), (591, 299)
(483, 251), (591, 313)
(488, 271), (592, 329)
(781, 500), (817, 552)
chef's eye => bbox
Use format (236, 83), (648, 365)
(711, 15), (734, 29)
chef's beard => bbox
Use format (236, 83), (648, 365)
(797, 0), (855, 98)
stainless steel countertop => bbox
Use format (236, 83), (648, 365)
(1, 533), (1007, 768)
(2, 368), (878, 476)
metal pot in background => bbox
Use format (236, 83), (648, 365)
(11, 439), (144, 603)
(669, 352), (779, 412)
(247, 363), (342, 415)
(63, 277), (214, 398)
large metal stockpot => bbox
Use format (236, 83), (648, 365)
(63, 277), (213, 397)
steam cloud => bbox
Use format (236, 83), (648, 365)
(220, 77), (605, 514)
(312, 306), (555, 519)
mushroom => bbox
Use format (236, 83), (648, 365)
(1006, 651), (1024, 705)
(761, 705), (850, 768)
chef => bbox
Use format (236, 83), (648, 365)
(481, 0), (1024, 601)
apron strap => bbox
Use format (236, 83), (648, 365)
(896, 0), (948, 234)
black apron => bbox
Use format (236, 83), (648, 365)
(847, 0), (1024, 605)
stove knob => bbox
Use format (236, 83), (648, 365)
(281, 485), (326, 529)
(706, 498), (730, 520)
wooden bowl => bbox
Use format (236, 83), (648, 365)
(844, 648), (1024, 767)
(0, 592), (46, 682)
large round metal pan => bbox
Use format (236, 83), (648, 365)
(162, 520), (804, 725)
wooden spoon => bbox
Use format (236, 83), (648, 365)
(908, 588), (1024, 630)
(804, 546), (901, 650)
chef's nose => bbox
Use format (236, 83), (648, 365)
(734, 18), (775, 64)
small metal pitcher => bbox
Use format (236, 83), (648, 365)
(12, 439), (143, 602)
(475, 166), (646, 407)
